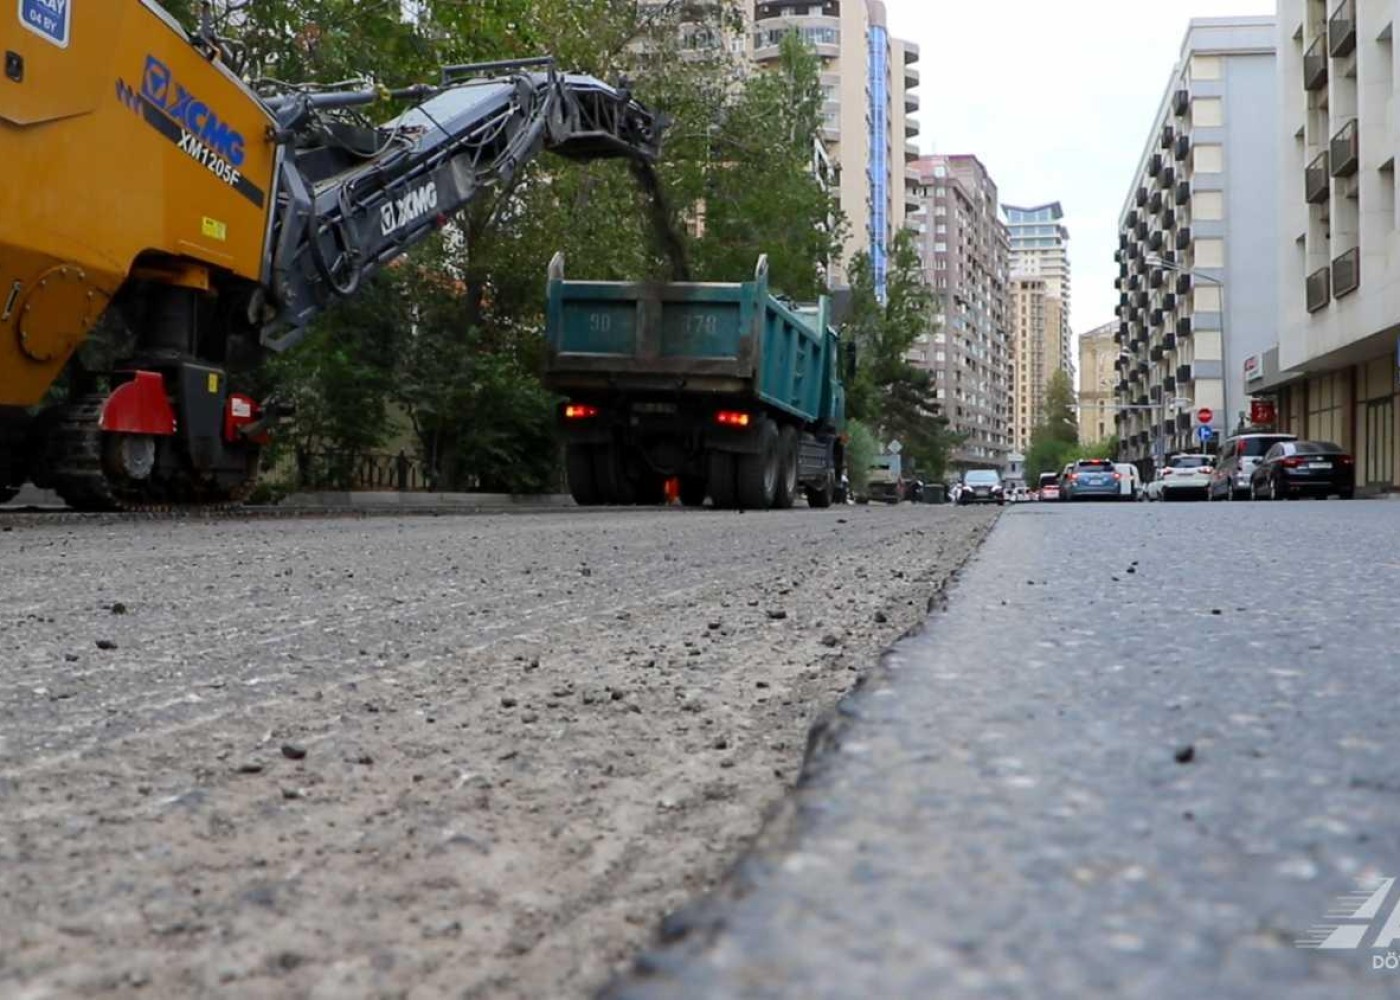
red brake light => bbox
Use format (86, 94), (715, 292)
(1067, 473), (1078, 482)
(564, 403), (599, 420)
(1163, 468), (1173, 476)
(1339, 455), (1354, 464)
(1282, 456), (1303, 467)
(1113, 472), (1122, 481)
(715, 411), (751, 427)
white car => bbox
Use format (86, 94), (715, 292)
(1147, 454), (1214, 501)
(1113, 463), (1142, 501)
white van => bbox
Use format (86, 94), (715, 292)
(1114, 463), (1142, 501)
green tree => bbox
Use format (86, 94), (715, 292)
(1024, 370), (1081, 482)
(842, 232), (959, 482)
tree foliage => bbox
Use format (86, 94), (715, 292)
(843, 231), (958, 482)
(155, 2), (844, 492)
(1024, 370), (1083, 482)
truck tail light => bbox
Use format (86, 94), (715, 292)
(564, 403), (599, 420)
(715, 410), (750, 427)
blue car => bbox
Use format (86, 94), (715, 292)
(1064, 458), (1123, 501)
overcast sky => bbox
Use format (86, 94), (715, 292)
(884, 0), (1276, 342)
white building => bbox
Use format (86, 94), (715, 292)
(1112, 17), (1278, 466)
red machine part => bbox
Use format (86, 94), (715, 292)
(98, 371), (176, 435)
(224, 393), (267, 444)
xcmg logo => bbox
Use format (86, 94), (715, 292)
(140, 55), (246, 167)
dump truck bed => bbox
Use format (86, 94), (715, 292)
(544, 265), (836, 426)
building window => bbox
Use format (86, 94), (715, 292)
(1193, 190), (1224, 221)
(1190, 55), (1222, 81)
(1194, 238), (1225, 269)
(1192, 97), (1224, 127)
(1193, 144), (1224, 173)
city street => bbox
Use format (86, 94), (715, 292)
(0, 504), (994, 999)
(609, 500), (1400, 1000)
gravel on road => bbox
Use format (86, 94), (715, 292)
(0, 503), (995, 999)
(606, 501), (1400, 1000)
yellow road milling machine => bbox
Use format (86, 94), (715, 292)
(0, 1), (662, 508)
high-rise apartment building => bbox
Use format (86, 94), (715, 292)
(1078, 322), (1119, 445)
(1005, 202), (1073, 377)
(909, 155), (1013, 470)
(1004, 202), (1072, 450)
(1010, 275), (1068, 451)
(1112, 18), (1277, 467)
(752, 1), (920, 292)
(1265, 0), (1399, 493)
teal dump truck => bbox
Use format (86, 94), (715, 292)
(543, 255), (847, 510)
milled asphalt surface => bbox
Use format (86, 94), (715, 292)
(609, 500), (1400, 1000)
(0, 503), (996, 998)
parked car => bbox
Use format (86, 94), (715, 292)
(1037, 471), (1061, 502)
(1249, 440), (1355, 500)
(1064, 458), (1122, 501)
(1208, 432), (1298, 500)
(1149, 453), (1214, 501)
(1114, 463), (1143, 502)
(959, 469), (1006, 505)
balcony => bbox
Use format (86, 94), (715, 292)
(1305, 151), (1331, 202)
(1148, 190), (1164, 213)
(1164, 375), (1177, 393)
(1135, 221), (1149, 239)
(1332, 246), (1360, 297)
(1306, 265), (1331, 312)
(1133, 290), (1149, 308)
(1147, 230), (1164, 252)
(1176, 318), (1192, 339)
(1162, 332), (1177, 350)
(1177, 363), (1193, 383)
(1149, 268), (1165, 289)
(1150, 308), (1166, 327)
(1173, 88), (1190, 116)
(1126, 209), (1139, 228)
(1149, 153), (1163, 177)
(1128, 273), (1142, 291)
(1175, 227), (1192, 250)
(1304, 34), (1329, 90)
(1175, 272), (1192, 295)
(1150, 384), (1164, 402)
(1175, 180), (1191, 203)
(1161, 124), (1175, 149)
(1136, 360), (1149, 375)
(1174, 134), (1191, 161)
(1150, 345), (1166, 362)
(1136, 185), (1148, 207)
(1158, 166), (1176, 189)
(1162, 292), (1177, 311)
(1117, 380), (1131, 394)
(1118, 292), (1130, 308)
(1162, 209), (1177, 229)
(1329, 0), (1356, 57)
(1129, 368), (1143, 384)
(1330, 119), (1359, 177)
(1176, 412), (1192, 432)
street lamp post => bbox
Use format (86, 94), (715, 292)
(1146, 255), (1226, 456)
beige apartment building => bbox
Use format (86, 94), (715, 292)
(752, 0), (920, 291)
(1010, 276), (1068, 451)
(1078, 322), (1119, 445)
(909, 155), (1014, 470)
(1263, 0), (1399, 492)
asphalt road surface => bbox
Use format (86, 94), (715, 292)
(0, 503), (995, 999)
(608, 499), (1400, 1000)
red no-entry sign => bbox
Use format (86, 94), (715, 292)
(1197, 407), (1214, 425)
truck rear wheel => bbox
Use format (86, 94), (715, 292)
(565, 445), (600, 505)
(735, 419), (779, 510)
(707, 451), (737, 509)
(806, 469), (835, 508)
(593, 445), (634, 505)
(680, 476), (707, 507)
(773, 425), (799, 509)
